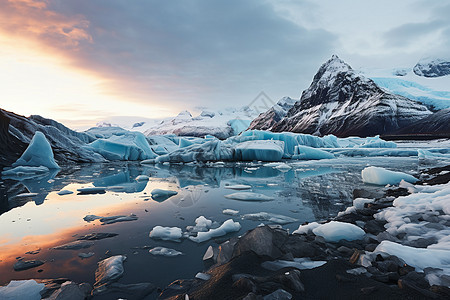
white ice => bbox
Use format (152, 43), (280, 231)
(1, 166), (50, 177)
(189, 219), (241, 243)
(312, 221), (365, 242)
(224, 192), (274, 202)
(186, 216), (213, 233)
(242, 212), (298, 224)
(149, 226), (183, 241)
(223, 209), (240, 216)
(361, 166), (417, 185)
(0, 280), (45, 300)
(224, 184), (252, 190)
(261, 257), (326, 271)
(292, 222), (321, 235)
(135, 175), (150, 181)
(149, 247), (183, 257)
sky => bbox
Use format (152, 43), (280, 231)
(1, 0), (450, 130)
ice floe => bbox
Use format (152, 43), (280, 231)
(361, 166), (418, 185)
(292, 222), (321, 235)
(224, 192), (274, 201)
(149, 247), (183, 257)
(0, 280), (45, 300)
(135, 175), (150, 181)
(189, 219), (241, 243)
(83, 214), (138, 225)
(242, 212), (298, 224)
(151, 188), (178, 201)
(149, 226), (183, 241)
(224, 184), (251, 190)
(57, 189), (73, 196)
(292, 145), (335, 160)
(223, 209), (240, 216)
(186, 216), (213, 233)
(261, 257), (326, 271)
(312, 221), (365, 242)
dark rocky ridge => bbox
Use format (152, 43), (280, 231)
(249, 55), (433, 137)
(413, 58), (450, 78)
(393, 108), (450, 136)
(0, 110), (26, 168)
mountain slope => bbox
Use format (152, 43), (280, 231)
(248, 97), (297, 131)
(413, 57), (450, 78)
(251, 55), (433, 137)
(393, 108), (450, 136)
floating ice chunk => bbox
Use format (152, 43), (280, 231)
(52, 240), (94, 250)
(359, 136), (397, 148)
(1, 166), (50, 178)
(77, 187), (106, 195)
(99, 214), (138, 225)
(140, 159), (156, 164)
(242, 212), (298, 224)
(189, 219), (241, 243)
(312, 221), (365, 242)
(83, 215), (101, 222)
(292, 145), (335, 160)
(14, 193), (38, 198)
(149, 247), (183, 257)
(195, 272), (211, 281)
(149, 226), (183, 241)
(12, 131), (60, 169)
(78, 252), (95, 259)
(374, 241), (450, 273)
(13, 260), (44, 271)
(274, 163), (292, 171)
(234, 140), (284, 162)
(262, 257), (326, 271)
(361, 166), (418, 185)
(135, 175), (150, 181)
(151, 189), (178, 201)
(292, 222), (320, 235)
(94, 255), (126, 291)
(418, 149), (450, 159)
(194, 216), (212, 230)
(223, 209), (239, 216)
(224, 192), (274, 202)
(224, 184), (251, 190)
(0, 280), (45, 300)
(57, 189), (73, 196)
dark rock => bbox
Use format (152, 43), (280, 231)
(158, 279), (194, 299)
(336, 246), (353, 256)
(336, 274), (356, 283)
(349, 249), (360, 264)
(398, 265), (415, 276)
(407, 237), (436, 248)
(0, 110), (26, 169)
(376, 232), (399, 243)
(94, 282), (156, 298)
(373, 274), (390, 283)
(216, 238), (238, 265)
(232, 226), (288, 260)
(361, 286), (378, 295)
(233, 278), (257, 293)
(364, 244), (378, 252)
(375, 260), (399, 273)
(44, 281), (88, 300)
(398, 278), (438, 299)
(77, 232), (118, 241)
(243, 292), (262, 300)
(385, 188), (409, 198)
(364, 220), (387, 235)
(430, 285), (450, 298)
(281, 235), (318, 258)
(13, 259), (44, 271)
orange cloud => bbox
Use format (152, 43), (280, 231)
(1, 0), (92, 49)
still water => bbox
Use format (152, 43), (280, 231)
(0, 156), (437, 297)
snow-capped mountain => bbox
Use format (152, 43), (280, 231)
(250, 55), (433, 137)
(248, 96), (297, 131)
(98, 107), (260, 140)
(413, 56), (450, 78)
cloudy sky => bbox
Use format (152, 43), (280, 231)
(1, 0), (449, 129)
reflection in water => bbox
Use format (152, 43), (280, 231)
(0, 157), (433, 295)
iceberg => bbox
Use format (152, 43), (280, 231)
(12, 131), (60, 169)
(234, 140), (284, 161)
(189, 219), (241, 243)
(186, 216), (213, 233)
(149, 226), (183, 241)
(361, 166), (418, 185)
(224, 192), (274, 201)
(224, 184), (251, 190)
(94, 255), (126, 292)
(312, 221), (365, 242)
(90, 131), (157, 161)
(292, 145), (334, 160)
(0, 280), (45, 300)
(151, 189), (178, 201)
(149, 247), (183, 257)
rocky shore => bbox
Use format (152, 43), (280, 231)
(158, 165), (450, 300)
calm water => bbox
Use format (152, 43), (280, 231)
(0, 156), (439, 298)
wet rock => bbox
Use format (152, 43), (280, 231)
(336, 246), (353, 256)
(93, 255), (126, 295)
(430, 285), (450, 298)
(398, 265), (415, 276)
(281, 235), (318, 257)
(159, 279), (194, 299)
(94, 282), (155, 298)
(263, 289), (292, 300)
(360, 286), (377, 295)
(216, 238), (238, 265)
(349, 249), (360, 264)
(233, 278), (257, 293)
(375, 260), (399, 273)
(13, 260), (44, 271)
(77, 232), (118, 241)
(398, 278), (438, 299)
(406, 237), (436, 248)
(25, 249), (41, 255)
(243, 292), (262, 300)
(276, 269), (304, 292)
(364, 244), (378, 252)
(43, 281), (89, 300)
(233, 226), (288, 260)
(376, 231), (399, 243)
(363, 220), (386, 235)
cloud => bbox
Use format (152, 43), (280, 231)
(0, 0), (338, 110)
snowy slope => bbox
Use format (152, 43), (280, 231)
(251, 55), (432, 137)
(249, 97), (297, 131)
(413, 56), (450, 77)
(97, 107), (260, 140)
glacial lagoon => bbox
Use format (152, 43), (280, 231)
(0, 154), (444, 298)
